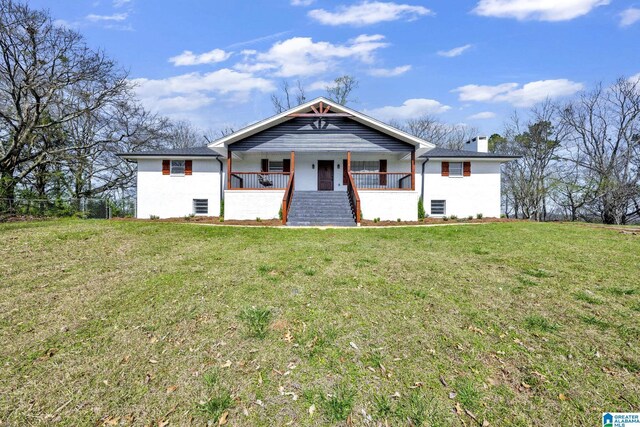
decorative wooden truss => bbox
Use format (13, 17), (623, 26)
(287, 101), (353, 117)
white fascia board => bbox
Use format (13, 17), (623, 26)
(427, 157), (515, 162)
(118, 155), (219, 161)
(208, 97), (435, 150)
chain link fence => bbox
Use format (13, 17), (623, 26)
(0, 197), (136, 220)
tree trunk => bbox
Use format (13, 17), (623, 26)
(0, 169), (17, 214)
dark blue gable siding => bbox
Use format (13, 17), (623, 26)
(229, 116), (414, 152)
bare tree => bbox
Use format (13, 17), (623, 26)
(0, 0), (128, 206)
(271, 80), (306, 113)
(496, 102), (566, 221)
(165, 120), (203, 149)
(548, 161), (592, 221)
(392, 115), (478, 149)
(325, 75), (358, 105)
(60, 101), (169, 200)
(561, 78), (640, 224)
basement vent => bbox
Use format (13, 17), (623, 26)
(193, 199), (209, 215)
(430, 200), (446, 216)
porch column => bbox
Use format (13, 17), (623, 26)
(347, 151), (351, 172)
(227, 150), (232, 190)
(411, 149), (416, 191)
(291, 151), (295, 174)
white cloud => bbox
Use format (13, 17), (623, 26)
(131, 69), (275, 114)
(113, 0), (132, 7)
(86, 13), (128, 22)
(236, 34), (389, 77)
(151, 93), (216, 113)
(629, 73), (640, 82)
(169, 49), (232, 66)
(473, 0), (610, 21)
(620, 8), (640, 27)
(309, 1), (432, 26)
(468, 111), (497, 120)
(364, 98), (451, 121)
(454, 79), (584, 107)
(307, 80), (332, 91)
(291, 0), (315, 5)
(368, 65), (411, 77)
(437, 44), (472, 58)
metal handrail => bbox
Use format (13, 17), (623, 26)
(229, 172), (290, 189)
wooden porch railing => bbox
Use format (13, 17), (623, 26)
(281, 172), (295, 224)
(347, 171), (361, 224)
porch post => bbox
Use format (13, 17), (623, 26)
(291, 151), (295, 173)
(227, 150), (232, 190)
(411, 149), (416, 191)
(347, 151), (351, 172)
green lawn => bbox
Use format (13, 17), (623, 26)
(0, 220), (638, 426)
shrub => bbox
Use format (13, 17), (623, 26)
(278, 206), (282, 220)
(220, 199), (224, 217)
(450, 215), (458, 220)
(442, 216), (449, 221)
(500, 214), (506, 218)
(476, 213), (483, 219)
(418, 197), (425, 220)
(397, 218), (401, 222)
(256, 217), (262, 222)
(149, 214), (159, 220)
(373, 217), (380, 223)
(467, 215), (473, 220)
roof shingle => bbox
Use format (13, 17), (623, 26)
(118, 146), (220, 158)
(420, 147), (518, 159)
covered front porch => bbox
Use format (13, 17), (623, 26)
(216, 99), (425, 224)
(224, 150), (417, 224)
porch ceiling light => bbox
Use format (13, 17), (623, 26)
(312, 163), (315, 169)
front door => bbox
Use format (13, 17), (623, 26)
(317, 160), (334, 191)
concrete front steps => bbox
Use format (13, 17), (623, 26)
(287, 191), (356, 227)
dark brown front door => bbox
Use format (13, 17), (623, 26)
(317, 160), (334, 191)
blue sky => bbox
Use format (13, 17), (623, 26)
(30, 0), (640, 135)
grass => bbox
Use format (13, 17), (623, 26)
(320, 384), (356, 422)
(524, 315), (559, 333)
(238, 306), (272, 338)
(0, 220), (639, 426)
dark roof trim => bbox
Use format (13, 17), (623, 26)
(117, 146), (221, 158)
(420, 147), (519, 159)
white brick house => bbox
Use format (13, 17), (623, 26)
(120, 97), (517, 225)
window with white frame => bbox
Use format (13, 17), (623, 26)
(350, 161), (379, 172)
(449, 162), (463, 177)
(171, 160), (185, 175)
(431, 200), (446, 215)
(193, 199), (208, 215)
(268, 160), (284, 172)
